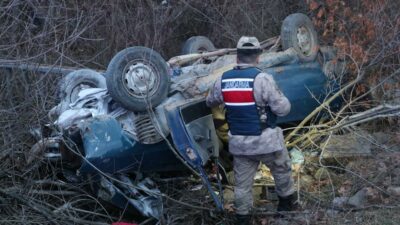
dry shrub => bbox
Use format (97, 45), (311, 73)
(0, 0), (305, 68)
(307, 0), (400, 105)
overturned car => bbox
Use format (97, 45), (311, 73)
(29, 13), (343, 219)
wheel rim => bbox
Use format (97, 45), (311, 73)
(196, 47), (208, 53)
(296, 26), (312, 56)
(123, 61), (159, 98)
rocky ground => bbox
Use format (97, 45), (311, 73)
(159, 127), (400, 225)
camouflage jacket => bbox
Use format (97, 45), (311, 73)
(206, 64), (291, 155)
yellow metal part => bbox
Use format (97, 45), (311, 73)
(211, 105), (229, 144)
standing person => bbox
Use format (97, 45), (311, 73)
(206, 36), (296, 224)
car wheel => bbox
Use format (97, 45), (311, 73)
(57, 69), (106, 113)
(105, 47), (170, 112)
(281, 13), (319, 62)
(181, 36), (216, 55)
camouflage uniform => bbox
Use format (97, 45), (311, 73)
(206, 64), (294, 215)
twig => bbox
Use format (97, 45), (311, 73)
(285, 73), (364, 145)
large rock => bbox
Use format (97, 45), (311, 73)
(333, 188), (369, 209)
(387, 186), (400, 197)
(348, 188), (368, 208)
(321, 133), (372, 159)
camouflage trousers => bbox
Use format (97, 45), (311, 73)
(233, 149), (294, 215)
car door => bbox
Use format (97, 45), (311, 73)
(164, 97), (224, 210)
(164, 98), (219, 169)
(265, 61), (328, 124)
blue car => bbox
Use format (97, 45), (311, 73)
(28, 13), (343, 220)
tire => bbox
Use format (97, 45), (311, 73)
(181, 36), (216, 55)
(105, 47), (170, 111)
(281, 13), (319, 62)
(57, 69), (106, 113)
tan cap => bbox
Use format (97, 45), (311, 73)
(237, 36), (261, 50)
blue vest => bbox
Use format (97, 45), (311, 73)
(221, 67), (263, 135)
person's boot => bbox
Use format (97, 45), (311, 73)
(235, 214), (251, 225)
(277, 194), (297, 212)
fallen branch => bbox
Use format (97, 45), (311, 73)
(328, 104), (400, 131)
(287, 104), (400, 148)
(168, 36), (279, 66)
(285, 73), (364, 145)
